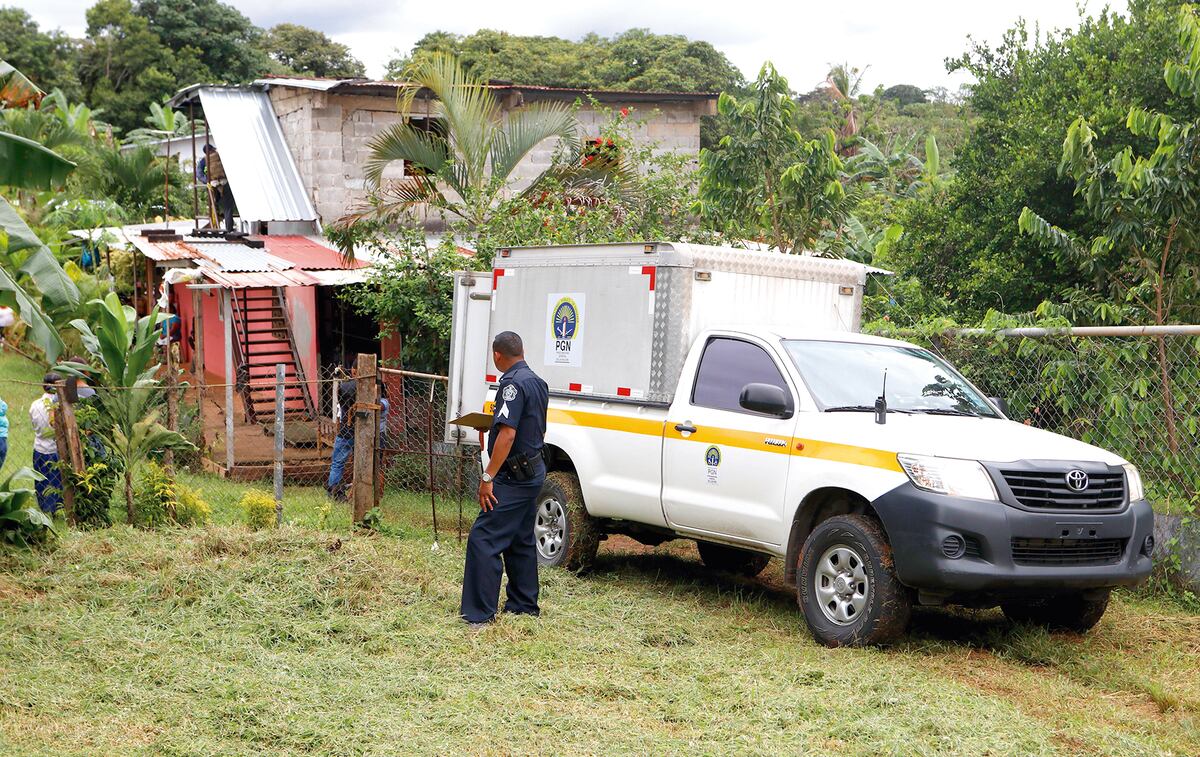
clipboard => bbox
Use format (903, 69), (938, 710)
(448, 411), (493, 431)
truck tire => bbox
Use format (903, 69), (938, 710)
(796, 514), (912, 647)
(1000, 590), (1110, 633)
(535, 471), (601, 572)
(697, 541), (770, 577)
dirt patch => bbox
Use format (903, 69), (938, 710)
(0, 575), (40, 604)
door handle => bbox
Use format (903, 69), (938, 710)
(674, 422), (697, 434)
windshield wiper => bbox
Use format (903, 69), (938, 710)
(824, 405), (911, 414)
(910, 408), (980, 417)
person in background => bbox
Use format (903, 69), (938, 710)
(326, 361), (358, 501)
(203, 143), (235, 233)
(29, 373), (62, 515)
(0, 395), (8, 470)
(0, 304), (13, 349)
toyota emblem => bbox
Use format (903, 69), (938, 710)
(1065, 469), (1089, 492)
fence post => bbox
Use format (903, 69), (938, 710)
(223, 289), (234, 473)
(352, 353), (379, 523)
(274, 363), (285, 526)
(52, 381), (85, 526)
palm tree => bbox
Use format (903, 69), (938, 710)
(825, 63), (868, 156)
(355, 53), (588, 229)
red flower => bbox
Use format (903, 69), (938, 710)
(620, 108), (629, 117)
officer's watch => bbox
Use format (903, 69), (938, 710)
(481, 471), (493, 483)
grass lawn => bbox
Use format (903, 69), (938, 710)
(1, 488), (1198, 755)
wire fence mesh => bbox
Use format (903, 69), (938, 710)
(55, 360), (476, 539)
(886, 328), (1200, 513)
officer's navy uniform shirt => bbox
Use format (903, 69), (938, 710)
(487, 360), (549, 461)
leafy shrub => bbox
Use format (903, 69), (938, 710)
(70, 462), (115, 530)
(0, 468), (58, 548)
(240, 490), (277, 530)
(132, 462), (210, 528)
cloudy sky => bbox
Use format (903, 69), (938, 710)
(14, 0), (1125, 91)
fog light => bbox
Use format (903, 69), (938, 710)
(1142, 534), (1155, 556)
(941, 534), (966, 559)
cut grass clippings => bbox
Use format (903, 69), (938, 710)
(2, 515), (1199, 755)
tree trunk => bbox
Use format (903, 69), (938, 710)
(124, 469), (134, 525)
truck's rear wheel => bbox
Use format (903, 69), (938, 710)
(697, 541), (770, 577)
(1001, 591), (1110, 633)
(797, 514), (911, 647)
(535, 471), (600, 572)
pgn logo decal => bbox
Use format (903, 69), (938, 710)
(705, 445), (722, 467)
(545, 293), (585, 367)
(552, 297), (578, 340)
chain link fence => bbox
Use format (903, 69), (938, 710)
(57, 360), (475, 538)
(885, 327), (1200, 514)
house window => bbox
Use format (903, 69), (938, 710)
(401, 116), (446, 178)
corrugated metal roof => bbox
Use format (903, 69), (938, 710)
(187, 242), (295, 272)
(194, 264), (319, 289)
(197, 87), (318, 223)
(254, 76), (719, 101)
(260, 235), (365, 270)
(305, 268), (373, 286)
(253, 77), (352, 92)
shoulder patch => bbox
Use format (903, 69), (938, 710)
(502, 384), (518, 401)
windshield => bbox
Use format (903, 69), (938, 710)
(783, 340), (999, 417)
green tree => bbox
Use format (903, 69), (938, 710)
(1019, 3), (1200, 454)
(889, 0), (1180, 318)
(386, 28), (744, 93)
(135, 0), (266, 83)
(0, 8), (80, 100)
(695, 63), (848, 253)
(260, 24), (365, 78)
(881, 84), (927, 106)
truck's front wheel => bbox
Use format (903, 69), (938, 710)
(535, 471), (601, 572)
(697, 541), (770, 577)
(1001, 591), (1110, 633)
(796, 514), (912, 647)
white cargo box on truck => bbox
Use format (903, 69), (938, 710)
(483, 242), (871, 404)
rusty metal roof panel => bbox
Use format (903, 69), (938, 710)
(260, 235), (365, 270)
(196, 87), (318, 223)
(187, 243), (294, 272)
(195, 265), (318, 288)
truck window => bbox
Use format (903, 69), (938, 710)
(691, 337), (791, 413)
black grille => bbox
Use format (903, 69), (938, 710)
(999, 469), (1125, 510)
(1010, 537), (1126, 566)
(963, 536), (983, 559)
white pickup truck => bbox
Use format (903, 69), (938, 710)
(447, 243), (1154, 646)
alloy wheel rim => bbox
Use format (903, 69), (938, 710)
(814, 544), (870, 625)
(535, 496), (566, 560)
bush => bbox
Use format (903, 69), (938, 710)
(132, 463), (210, 528)
(70, 462), (115, 530)
(240, 490), (277, 530)
(0, 468), (58, 548)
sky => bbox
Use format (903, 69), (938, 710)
(14, 0), (1127, 92)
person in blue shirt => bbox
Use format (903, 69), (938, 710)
(0, 396), (9, 470)
(460, 331), (549, 627)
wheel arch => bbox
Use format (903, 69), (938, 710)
(784, 487), (889, 584)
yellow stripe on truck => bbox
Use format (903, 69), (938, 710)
(527, 404), (902, 473)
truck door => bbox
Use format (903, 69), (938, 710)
(445, 270), (494, 444)
(661, 336), (797, 546)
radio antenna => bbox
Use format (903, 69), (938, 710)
(874, 369), (889, 425)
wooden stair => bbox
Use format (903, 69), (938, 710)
(230, 287), (316, 424)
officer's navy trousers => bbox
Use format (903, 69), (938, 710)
(461, 468), (545, 623)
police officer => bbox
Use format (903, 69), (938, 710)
(460, 331), (549, 626)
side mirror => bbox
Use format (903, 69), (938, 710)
(988, 396), (1010, 417)
(739, 383), (792, 417)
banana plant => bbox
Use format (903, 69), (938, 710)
(0, 467), (56, 547)
(61, 293), (193, 524)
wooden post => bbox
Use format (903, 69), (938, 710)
(53, 382), (85, 526)
(274, 363), (285, 526)
(163, 278), (177, 472)
(192, 289), (207, 450)
(352, 353), (378, 523)
(223, 289), (235, 473)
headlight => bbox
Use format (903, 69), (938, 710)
(1123, 464), (1144, 502)
(897, 454), (999, 500)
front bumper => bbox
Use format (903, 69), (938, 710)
(871, 482), (1154, 597)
